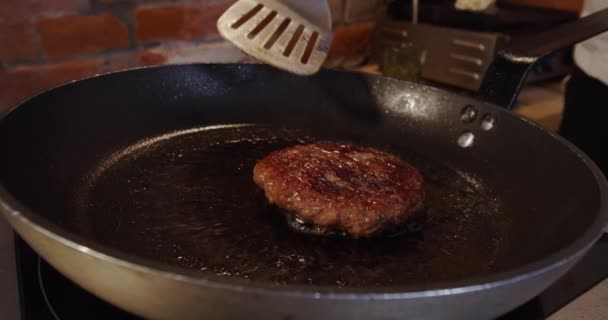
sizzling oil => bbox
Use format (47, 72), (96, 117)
(79, 125), (506, 287)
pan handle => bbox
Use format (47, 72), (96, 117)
(477, 8), (608, 109)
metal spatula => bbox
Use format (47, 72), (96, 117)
(217, 0), (333, 75)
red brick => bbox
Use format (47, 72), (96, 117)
(36, 13), (130, 61)
(0, 0), (88, 21)
(135, 5), (205, 43)
(134, 1), (235, 43)
(137, 50), (167, 66)
(0, 59), (103, 113)
(201, 1), (235, 38)
(0, 21), (39, 63)
(325, 21), (376, 66)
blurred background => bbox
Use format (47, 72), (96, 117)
(0, 0), (584, 130)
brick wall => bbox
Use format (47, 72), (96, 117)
(0, 0), (384, 113)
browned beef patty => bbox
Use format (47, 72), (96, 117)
(253, 142), (424, 238)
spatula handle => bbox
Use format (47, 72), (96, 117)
(477, 8), (608, 109)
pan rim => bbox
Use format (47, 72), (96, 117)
(0, 63), (607, 300)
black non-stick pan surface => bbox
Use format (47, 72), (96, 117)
(0, 63), (605, 290)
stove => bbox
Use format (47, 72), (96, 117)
(3, 221), (608, 319)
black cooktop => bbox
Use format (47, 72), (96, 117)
(15, 234), (608, 320)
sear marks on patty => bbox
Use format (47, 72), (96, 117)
(253, 142), (424, 238)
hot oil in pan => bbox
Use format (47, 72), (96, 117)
(80, 125), (507, 287)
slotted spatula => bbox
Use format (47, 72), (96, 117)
(217, 0), (333, 75)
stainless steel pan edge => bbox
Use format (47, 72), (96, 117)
(1, 67), (607, 320)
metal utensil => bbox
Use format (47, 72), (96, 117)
(412, 0), (419, 24)
(217, 0), (333, 75)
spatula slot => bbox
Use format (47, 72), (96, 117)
(265, 18), (291, 49)
(301, 32), (319, 64)
(231, 3), (264, 29)
(248, 10), (277, 39)
(283, 25), (305, 57)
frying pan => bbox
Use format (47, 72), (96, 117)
(1, 9), (608, 320)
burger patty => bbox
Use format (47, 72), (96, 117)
(253, 142), (424, 238)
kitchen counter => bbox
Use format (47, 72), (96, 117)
(549, 277), (608, 320)
(549, 226), (608, 320)
(513, 78), (567, 132)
